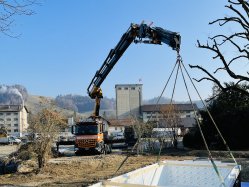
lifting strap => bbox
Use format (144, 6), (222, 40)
(157, 59), (181, 162)
(114, 52), (238, 187)
(178, 55), (226, 187)
(114, 57), (179, 175)
(180, 58), (238, 167)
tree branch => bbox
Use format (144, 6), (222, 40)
(226, 4), (249, 27)
(197, 39), (249, 82)
(189, 64), (225, 90)
(0, 0), (37, 36)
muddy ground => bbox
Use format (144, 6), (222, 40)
(0, 147), (248, 186)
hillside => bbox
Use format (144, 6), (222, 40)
(55, 94), (115, 113)
(1, 84), (203, 119)
(25, 95), (87, 118)
(143, 97), (204, 108)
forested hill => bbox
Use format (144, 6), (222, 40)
(55, 95), (115, 113)
(0, 84), (115, 114)
(0, 84), (202, 114)
(143, 96), (204, 108)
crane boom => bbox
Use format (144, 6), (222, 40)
(87, 22), (181, 116)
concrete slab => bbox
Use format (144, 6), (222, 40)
(91, 160), (240, 187)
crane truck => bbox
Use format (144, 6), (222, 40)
(71, 22), (181, 154)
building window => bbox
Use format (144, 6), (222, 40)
(0, 113), (3, 116)
(118, 87), (122, 90)
(14, 129), (19, 132)
(186, 115), (191, 117)
(6, 118), (11, 121)
(131, 87), (135, 90)
(14, 118), (18, 121)
(7, 124), (11, 127)
(6, 113), (11, 116)
(124, 87), (128, 90)
(7, 130), (11, 133)
(14, 113), (18, 116)
(0, 118), (4, 121)
(14, 124), (18, 127)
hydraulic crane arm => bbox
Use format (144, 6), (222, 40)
(87, 22), (181, 116)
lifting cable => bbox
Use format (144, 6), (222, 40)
(153, 53), (230, 187)
(157, 57), (181, 162)
(180, 60), (238, 167)
(115, 52), (237, 186)
(130, 57), (180, 153)
(114, 57), (179, 175)
(178, 55), (226, 187)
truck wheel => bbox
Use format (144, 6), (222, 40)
(75, 151), (81, 156)
(101, 144), (106, 155)
(105, 144), (109, 154)
(107, 144), (112, 154)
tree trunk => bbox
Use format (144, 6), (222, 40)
(37, 154), (44, 169)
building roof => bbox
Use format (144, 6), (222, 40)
(141, 104), (198, 112)
(108, 118), (133, 127)
(158, 117), (196, 128)
(0, 105), (29, 113)
(115, 84), (143, 88)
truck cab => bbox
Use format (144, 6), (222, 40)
(71, 116), (111, 154)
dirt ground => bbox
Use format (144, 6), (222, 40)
(0, 154), (185, 186)
(0, 145), (18, 158)
(0, 148), (249, 186)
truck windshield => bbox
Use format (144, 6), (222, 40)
(76, 125), (98, 135)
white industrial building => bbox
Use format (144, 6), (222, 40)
(115, 84), (142, 119)
(0, 105), (29, 137)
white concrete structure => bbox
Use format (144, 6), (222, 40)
(91, 160), (240, 187)
(115, 84), (142, 119)
(0, 105), (29, 137)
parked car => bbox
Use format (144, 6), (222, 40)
(0, 136), (21, 144)
(9, 136), (21, 144)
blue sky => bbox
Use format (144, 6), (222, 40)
(0, 0), (245, 101)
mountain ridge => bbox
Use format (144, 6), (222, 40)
(0, 85), (204, 118)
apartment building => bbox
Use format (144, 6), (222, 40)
(0, 105), (29, 137)
(141, 104), (199, 132)
(115, 84), (142, 119)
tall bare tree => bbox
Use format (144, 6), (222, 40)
(189, 0), (249, 97)
(29, 108), (66, 170)
(0, 0), (37, 36)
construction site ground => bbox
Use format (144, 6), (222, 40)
(0, 145), (249, 187)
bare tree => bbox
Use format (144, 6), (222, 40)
(0, 0), (37, 36)
(159, 104), (181, 148)
(131, 116), (153, 154)
(29, 108), (66, 170)
(189, 0), (249, 97)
